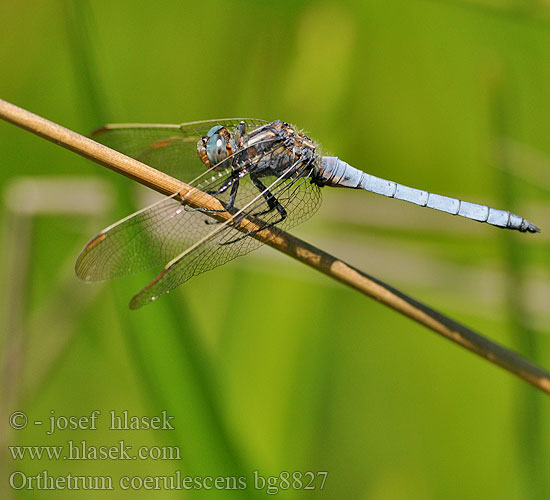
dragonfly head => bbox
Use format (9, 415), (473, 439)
(197, 125), (234, 171)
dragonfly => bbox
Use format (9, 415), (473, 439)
(76, 119), (540, 309)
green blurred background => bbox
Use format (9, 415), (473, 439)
(1, 0), (549, 498)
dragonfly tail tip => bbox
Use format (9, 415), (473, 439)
(524, 220), (541, 233)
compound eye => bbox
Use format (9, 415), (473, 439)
(198, 126), (234, 169)
(206, 133), (228, 166)
(206, 125), (224, 138)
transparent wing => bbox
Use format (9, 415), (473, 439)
(92, 118), (269, 181)
(129, 161), (322, 309)
(76, 119), (272, 281)
(74, 186), (221, 281)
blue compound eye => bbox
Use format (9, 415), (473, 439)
(206, 125), (224, 138)
(206, 133), (228, 165)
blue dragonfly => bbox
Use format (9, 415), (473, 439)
(76, 119), (539, 308)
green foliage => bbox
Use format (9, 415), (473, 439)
(1, 1), (549, 499)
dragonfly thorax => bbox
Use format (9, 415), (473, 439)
(197, 120), (320, 179)
(241, 120), (319, 179)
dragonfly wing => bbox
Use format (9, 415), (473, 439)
(92, 119), (270, 182)
(129, 163), (322, 309)
(75, 188), (232, 281)
(77, 125), (278, 283)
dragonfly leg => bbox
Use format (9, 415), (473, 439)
(206, 171), (237, 196)
(225, 175), (240, 211)
(184, 171), (240, 215)
(220, 175), (288, 245)
(249, 174), (287, 222)
(203, 177), (240, 225)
